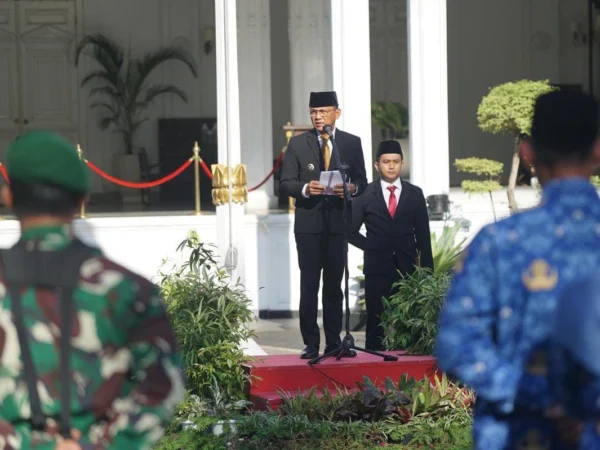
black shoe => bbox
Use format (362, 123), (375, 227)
(300, 346), (318, 359)
(324, 344), (357, 358)
(365, 343), (386, 352)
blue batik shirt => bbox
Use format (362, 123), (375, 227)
(550, 349), (600, 450)
(550, 271), (600, 449)
(435, 177), (600, 450)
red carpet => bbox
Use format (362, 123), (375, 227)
(243, 351), (437, 410)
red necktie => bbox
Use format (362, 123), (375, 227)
(387, 186), (397, 218)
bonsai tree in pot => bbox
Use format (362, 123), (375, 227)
(75, 33), (199, 199)
(477, 79), (557, 213)
(371, 101), (410, 178)
(455, 157), (504, 221)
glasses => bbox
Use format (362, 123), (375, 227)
(309, 108), (336, 117)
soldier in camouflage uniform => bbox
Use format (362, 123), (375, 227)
(0, 131), (184, 449)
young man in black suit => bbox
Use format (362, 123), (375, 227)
(350, 140), (433, 351)
(280, 91), (368, 359)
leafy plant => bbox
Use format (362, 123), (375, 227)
(75, 33), (199, 155)
(382, 268), (451, 354)
(276, 386), (345, 422)
(396, 373), (475, 421)
(159, 230), (255, 404)
(153, 428), (226, 450)
(334, 377), (410, 423)
(455, 157), (504, 221)
(371, 101), (409, 139)
(227, 375), (474, 449)
(430, 224), (466, 274)
(477, 79), (558, 213)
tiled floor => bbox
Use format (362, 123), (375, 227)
(252, 318), (366, 355)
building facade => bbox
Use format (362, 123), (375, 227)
(0, 0), (596, 316)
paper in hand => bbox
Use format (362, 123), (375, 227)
(319, 171), (343, 195)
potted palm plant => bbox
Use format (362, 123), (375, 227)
(75, 33), (199, 203)
(371, 101), (410, 178)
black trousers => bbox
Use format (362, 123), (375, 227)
(364, 273), (398, 350)
(295, 232), (345, 349)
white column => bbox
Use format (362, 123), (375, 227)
(215, 0), (248, 303)
(237, 0), (276, 212)
(408, 0), (450, 197)
(288, 0), (332, 125)
(330, 0), (373, 177)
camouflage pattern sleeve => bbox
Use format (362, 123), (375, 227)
(98, 278), (185, 449)
(435, 227), (522, 415)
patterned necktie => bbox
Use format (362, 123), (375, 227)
(321, 134), (330, 170)
(388, 185), (397, 218)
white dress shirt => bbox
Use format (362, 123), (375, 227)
(302, 128), (359, 198)
(380, 178), (402, 207)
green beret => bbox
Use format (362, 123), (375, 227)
(5, 131), (89, 194)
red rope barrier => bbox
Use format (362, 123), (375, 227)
(199, 150), (285, 192)
(248, 151), (285, 192)
(200, 159), (213, 179)
(0, 164), (9, 184)
(86, 158), (193, 189)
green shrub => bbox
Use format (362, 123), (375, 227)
(153, 428), (227, 450)
(371, 101), (409, 139)
(159, 230), (255, 403)
(430, 225), (465, 274)
(382, 268), (451, 354)
(230, 375), (473, 449)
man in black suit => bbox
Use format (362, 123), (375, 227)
(350, 140), (433, 351)
(280, 91), (368, 359)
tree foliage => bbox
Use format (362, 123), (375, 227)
(477, 79), (558, 136)
(455, 157), (503, 194)
(371, 101), (409, 139)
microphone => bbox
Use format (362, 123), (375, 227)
(322, 124), (334, 135)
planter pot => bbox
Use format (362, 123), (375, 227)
(180, 420), (197, 431)
(112, 153), (141, 205)
(180, 419), (237, 436)
(211, 420), (237, 436)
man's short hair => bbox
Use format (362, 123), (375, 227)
(9, 180), (83, 218)
(530, 90), (600, 166)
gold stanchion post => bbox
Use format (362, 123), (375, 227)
(77, 144), (86, 219)
(193, 141), (201, 215)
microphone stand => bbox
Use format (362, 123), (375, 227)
(309, 129), (398, 365)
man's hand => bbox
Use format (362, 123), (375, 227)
(305, 180), (325, 197)
(55, 429), (82, 450)
(334, 183), (356, 198)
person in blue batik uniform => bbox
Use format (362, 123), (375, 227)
(435, 89), (600, 449)
(550, 270), (600, 450)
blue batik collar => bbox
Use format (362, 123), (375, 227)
(542, 177), (599, 204)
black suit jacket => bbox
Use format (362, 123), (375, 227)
(349, 179), (434, 276)
(280, 129), (368, 234)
